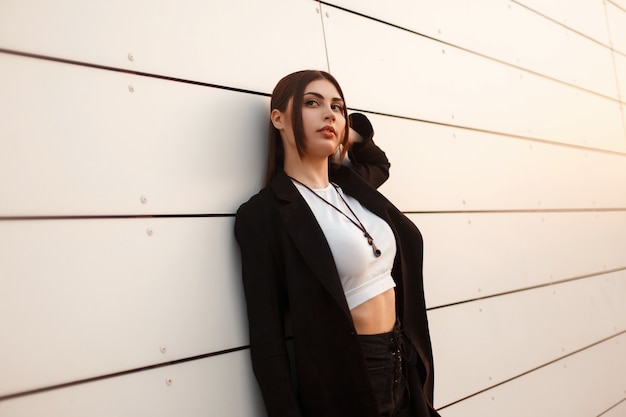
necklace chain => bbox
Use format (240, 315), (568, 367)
(289, 176), (382, 257)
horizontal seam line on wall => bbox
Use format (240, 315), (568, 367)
(349, 107), (626, 157)
(435, 329), (626, 412)
(318, 1), (624, 101)
(2, 48), (622, 156)
(427, 266), (626, 311)
(0, 48), (270, 98)
(0, 344), (250, 402)
(3, 208), (626, 222)
(0, 214), (234, 221)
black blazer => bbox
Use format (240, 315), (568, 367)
(235, 138), (439, 417)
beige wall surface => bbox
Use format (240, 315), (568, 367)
(1, 0), (625, 415)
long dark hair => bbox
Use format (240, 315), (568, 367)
(263, 70), (350, 186)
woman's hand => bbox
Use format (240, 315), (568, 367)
(348, 127), (364, 144)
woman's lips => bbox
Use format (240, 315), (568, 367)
(319, 126), (336, 138)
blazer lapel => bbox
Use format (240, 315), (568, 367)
(270, 171), (352, 321)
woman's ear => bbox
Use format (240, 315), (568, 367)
(270, 109), (285, 130)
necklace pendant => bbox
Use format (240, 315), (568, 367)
(365, 232), (381, 257)
(371, 241), (382, 257)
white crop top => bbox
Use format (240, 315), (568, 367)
(293, 181), (397, 310)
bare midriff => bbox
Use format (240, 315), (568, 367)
(350, 288), (397, 335)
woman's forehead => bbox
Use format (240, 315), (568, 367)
(304, 79), (342, 99)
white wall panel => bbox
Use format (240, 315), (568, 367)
(606, 2), (626, 55)
(322, 0), (515, 62)
(429, 271), (626, 407)
(0, 0), (326, 92)
(370, 114), (626, 212)
(438, 332), (626, 417)
(411, 211), (626, 307)
(620, 115), (626, 143)
(615, 52), (626, 101)
(513, 0), (610, 45)
(323, 0), (618, 98)
(0, 53), (267, 216)
(0, 217), (247, 396)
(321, 6), (625, 153)
(507, 1), (616, 98)
(0, 351), (266, 417)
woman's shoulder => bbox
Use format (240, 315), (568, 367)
(237, 170), (299, 215)
(234, 182), (291, 242)
(236, 186), (275, 217)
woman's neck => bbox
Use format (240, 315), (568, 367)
(283, 156), (330, 189)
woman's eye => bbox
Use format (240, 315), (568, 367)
(331, 104), (344, 112)
(304, 99), (319, 107)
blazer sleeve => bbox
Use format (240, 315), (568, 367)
(234, 204), (303, 417)
(347, 112), (391, 189)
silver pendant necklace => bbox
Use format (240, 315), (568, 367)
(289, 176), (382, 258)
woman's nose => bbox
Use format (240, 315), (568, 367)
(324, 106), (336, 121)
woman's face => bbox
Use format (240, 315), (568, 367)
(275, 78), (346, 161)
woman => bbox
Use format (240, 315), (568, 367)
(235, 70), (440, 417)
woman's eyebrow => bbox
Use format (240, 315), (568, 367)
(303, 91), (344, 102)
